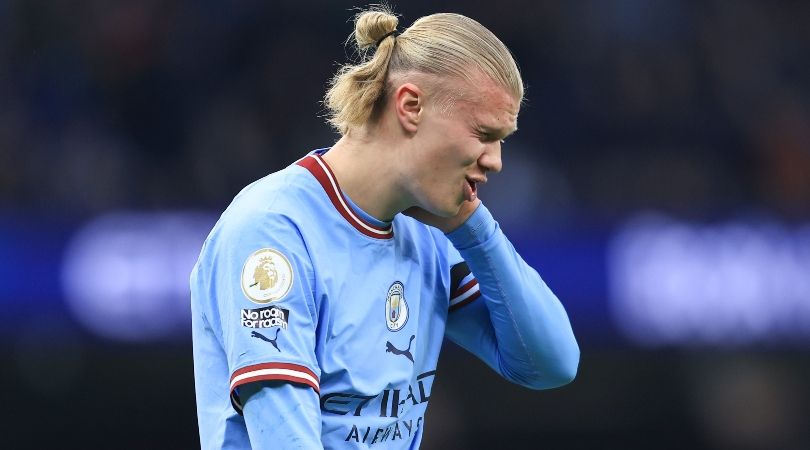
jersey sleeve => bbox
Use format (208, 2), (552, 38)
(205, 211), (321, 414)
(444, 203), (580, 390)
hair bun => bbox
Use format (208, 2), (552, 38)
(354, 10), (399, 49)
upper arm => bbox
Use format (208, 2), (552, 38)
(206, 212), (322, 413)
(241, 381), (323, 449)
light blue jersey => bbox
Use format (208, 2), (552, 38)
(191, 149), (579, 449)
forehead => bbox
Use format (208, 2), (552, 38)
(458, 75), (519, 131)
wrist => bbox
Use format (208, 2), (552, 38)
(445, 202), (498, 249)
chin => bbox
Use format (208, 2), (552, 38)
(430, 202), (463, 218)
(417, 193), (463, 217)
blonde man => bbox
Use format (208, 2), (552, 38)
(191, 7), (579, 449)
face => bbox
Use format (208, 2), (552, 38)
(407, 76), (519, 217)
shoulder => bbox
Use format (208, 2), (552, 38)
(196, 163), (323, 270)
(231, 164), (317, 218)
(213, 163), (322, 237)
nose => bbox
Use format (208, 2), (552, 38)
(478, 142), (502, 174)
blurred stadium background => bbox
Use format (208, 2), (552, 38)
(2, 1), (809, 448)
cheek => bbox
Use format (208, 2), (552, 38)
(420, 165), (456, 199)
(462, 145), (482, 166)
(456, 134), (485, 163)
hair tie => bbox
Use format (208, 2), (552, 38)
(375, 30), (398, 47)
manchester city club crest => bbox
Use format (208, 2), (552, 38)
(241, 248), (294, 304)
(385, 281), (409, 332)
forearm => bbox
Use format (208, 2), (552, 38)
(446, 204), (579, 389)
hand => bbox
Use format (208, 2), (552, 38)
(402, 198), (481, 234)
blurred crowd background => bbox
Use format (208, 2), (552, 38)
(1, 1), (809, 449)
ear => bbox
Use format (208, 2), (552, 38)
(393, 83), (423, 134)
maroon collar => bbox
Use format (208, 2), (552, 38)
(297, 154), (394, 240)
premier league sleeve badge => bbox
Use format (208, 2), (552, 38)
(241, 248), (294, 304)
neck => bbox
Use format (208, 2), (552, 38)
(322, 130), (413, 222)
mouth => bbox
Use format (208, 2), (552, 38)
(464, 177), (481, 201)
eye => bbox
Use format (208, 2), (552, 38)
(478, 130), (500, 143)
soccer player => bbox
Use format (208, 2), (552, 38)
(191, 7), (579, 449)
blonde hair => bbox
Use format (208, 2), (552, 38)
(324, 6), (524, 135)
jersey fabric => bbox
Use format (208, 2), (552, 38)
(191, 149), (580, 449)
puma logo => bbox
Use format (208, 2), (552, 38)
(251, 329), (281, 352)
(385, 334), (415, 363)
